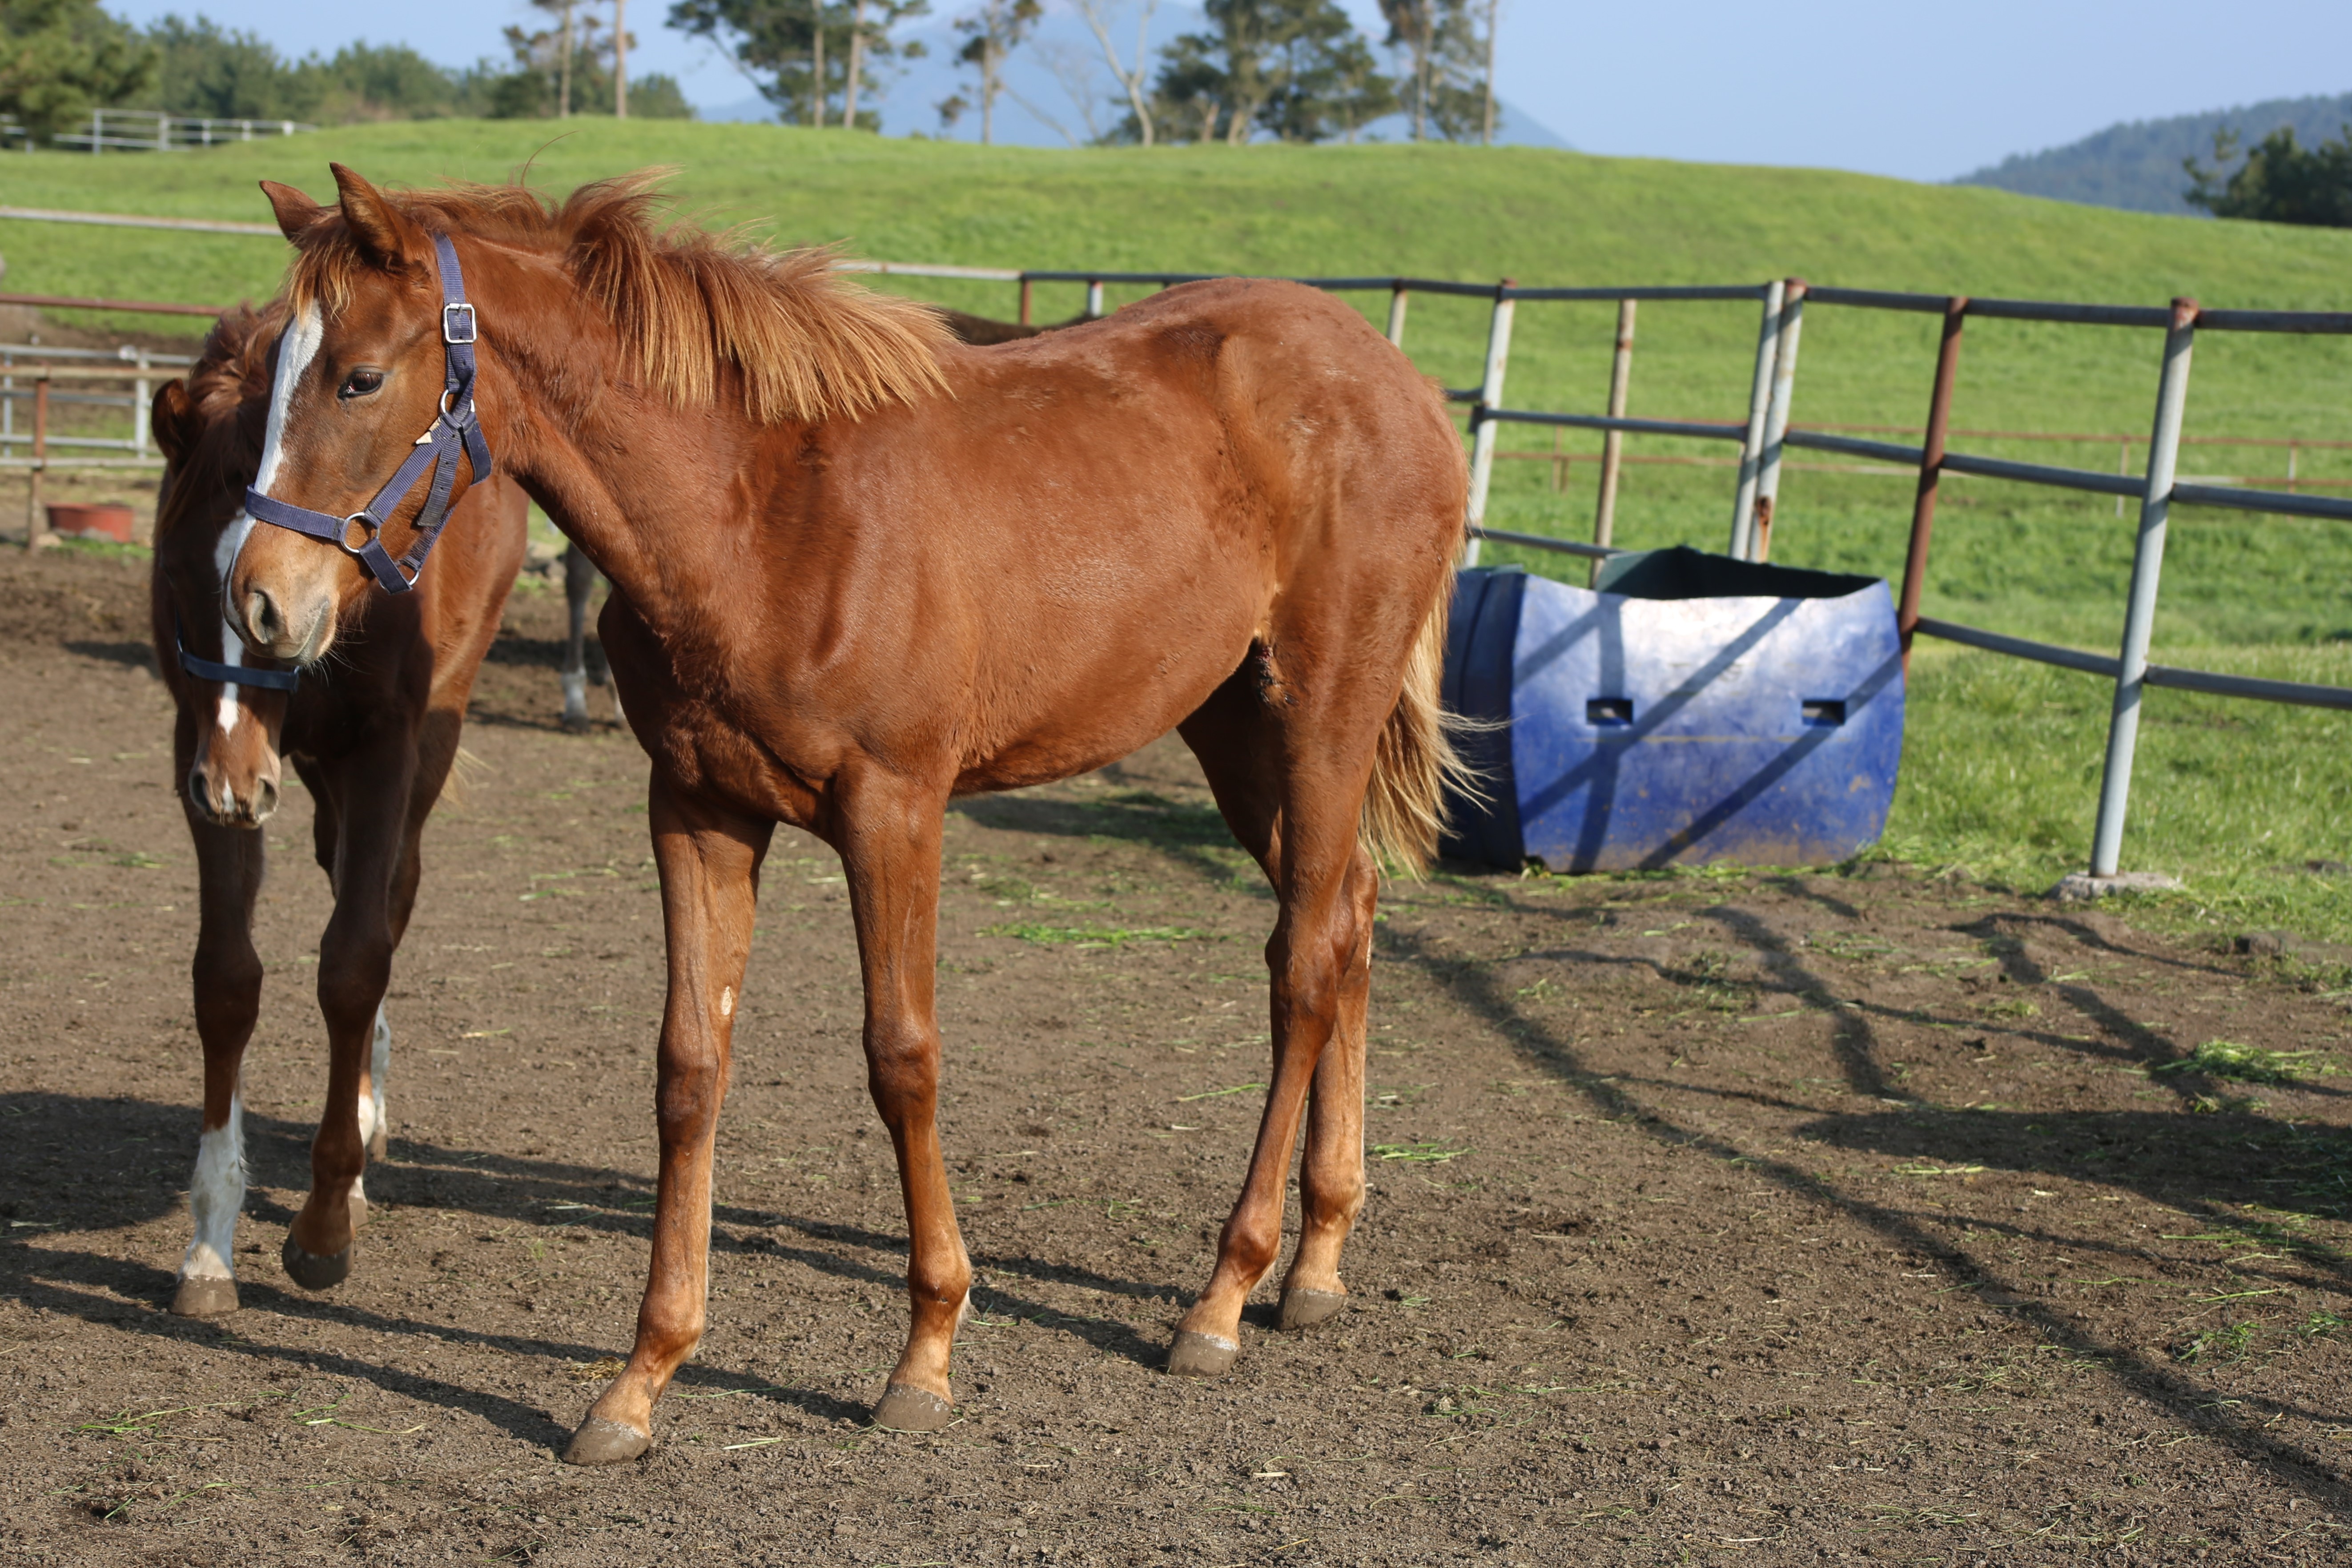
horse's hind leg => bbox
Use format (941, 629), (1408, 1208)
(171, 812), (267, 1318)
(1169, 669), (1385, 1375)
(1280, 848), (1377, 1330)
(562, 545), (594, 732)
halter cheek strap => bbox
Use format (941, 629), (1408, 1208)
(243, 232), (493, 595)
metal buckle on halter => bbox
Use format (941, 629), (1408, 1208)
(442, 302), (477, 345)
(339, 512), (383, 556)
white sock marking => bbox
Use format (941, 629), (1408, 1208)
(359, 1002), (390, 1150)
(179, 1094), (246, 1283)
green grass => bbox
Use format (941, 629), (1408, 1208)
(2153, 1040), (2340, 1084)
(4, 119), (2343, 937)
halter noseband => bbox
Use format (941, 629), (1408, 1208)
(175, 614), (301, 692)
(242, 232), (493, 595)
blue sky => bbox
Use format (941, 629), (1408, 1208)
(99, 0), (2352, 181)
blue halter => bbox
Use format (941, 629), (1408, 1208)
(242, 232), (493, 595)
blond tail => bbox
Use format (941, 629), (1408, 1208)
(1360, 568), (1483, 877)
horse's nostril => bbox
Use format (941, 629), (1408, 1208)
(244, 588), (283, 646)
(251, 778), (280, 822)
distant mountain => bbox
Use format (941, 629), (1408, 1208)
(695, 4), (1568, 151)
(1955, 92), (2352, 216)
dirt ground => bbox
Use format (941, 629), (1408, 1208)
(3, 545), (2349, 1566)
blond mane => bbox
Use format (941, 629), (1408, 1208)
(284, 171), (949, 425)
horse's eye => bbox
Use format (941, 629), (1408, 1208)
(339, 368), (384, 399)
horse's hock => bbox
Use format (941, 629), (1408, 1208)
(1441, 546), (1904, 872)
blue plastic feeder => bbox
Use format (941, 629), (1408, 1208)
(1440, 547), (1905, 872)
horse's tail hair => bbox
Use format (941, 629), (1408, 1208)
(1360, 563), (1477, 878)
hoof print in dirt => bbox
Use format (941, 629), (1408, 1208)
(872, 1383), (955, 1432)
(1278, 1288), (1347, 1331)
(1166, 1331), (1240, 1378)
(280, 1235), (352, 1291)
(563, 1416), (654, 1466)
(169, 1275), (240, 1318)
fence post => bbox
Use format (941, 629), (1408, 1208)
(1590, 297), (1636, 585)
(1460, 279), (1518, 568)
(1897, 297), (1967, 670)
(1386, 284), (1410, 348)
(1729, 279), (1786, 559)
(24, 367), (50, 548)
(1085, 278), (1105, 318)
(2088, 297), (2197, 880)
(1749, 280), (1808, 562)
(132, 348), (151, 460)
(1018, 277), (1033, 326)
(157, 113), (169, 152)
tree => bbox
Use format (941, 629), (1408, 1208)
(1075, 0), (1157, 147)
(0, 0), (153, 142)
(2185, 125), (2352, 227)
(938, 0), (1040, 145)
(670, 0), (927, 129)
(487, 4), (691, 118)
(1376, 0), (1485, 143)
(1139, 0), (1387, 146)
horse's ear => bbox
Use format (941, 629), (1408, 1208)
(259, 181), (325, 243)
(327, 162), (421, 271)
(150, 379), (197, 467)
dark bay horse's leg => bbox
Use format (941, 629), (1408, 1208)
(562, 545), (595, 733)
(1168, 666), (1387, 1375)
(568, 772), (771, 1465)
(832, 772), (970, 1432)
(170, 808), (268, 1318)
(281, 736), (420, 1288)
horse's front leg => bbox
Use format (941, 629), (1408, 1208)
(567, 773), (771, 1465)
(833, 773), (969, 1431)
(281, 742), (415, 1288)
(170, 810), (267, 1318)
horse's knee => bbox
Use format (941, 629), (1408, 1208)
(864, 1024), (941, 1128)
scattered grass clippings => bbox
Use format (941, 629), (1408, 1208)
(2154, 1040), (2339, 1084)
(1372, 1142), (1468, 1163)
(2174, 1322), (2256, 1363)
(982, 923), (1207, 949)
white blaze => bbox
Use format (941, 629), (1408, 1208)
(253, 302), (324, 500)
(208, 301), (325, 736)
(179, 1093), (246, 1283)
(209, 513), (255, 740)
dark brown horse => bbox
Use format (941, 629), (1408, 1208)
(149, 301), (530, 1315)
(224, 165), (1467, 1464)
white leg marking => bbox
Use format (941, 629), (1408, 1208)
(358, 1002), (390, 1149)
(179, 1094), (246, 1283)
(561, 669), (588, 722)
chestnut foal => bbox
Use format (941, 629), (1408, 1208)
(150, 301), (530, 1315)
(223, 166), (1467, 1464)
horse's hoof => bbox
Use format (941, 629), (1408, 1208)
(170, 1275), (240, 1318)
(346, 1189), (371, 1229)
(367, 1124), (388, 1162)
(563, 1416), (653, 1466)
(560, 714), (592, 736)
(872, 1383), (954, 1432)
(1167, 1331), (1240, 1378)
(281, 1235), (351, 1291)
(1278, 1288), (1347, 1331)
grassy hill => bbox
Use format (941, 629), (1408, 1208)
(6, 121), (2348, 933)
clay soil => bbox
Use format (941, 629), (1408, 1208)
(3, 545), (2350, 1567)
